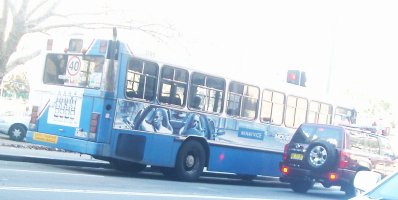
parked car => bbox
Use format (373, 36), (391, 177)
(279, 123), (397, 197)
(0, 110), (30, 141)
(350, 170), (398, 199)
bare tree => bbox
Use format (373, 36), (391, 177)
(0, 0), (176, 87)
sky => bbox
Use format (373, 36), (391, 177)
(14, 0), (398, 121)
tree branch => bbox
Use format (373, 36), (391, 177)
(26, 0), (53, 19)
(0, 0), (10, 50)
(7, 0), (17, 16)
(26, 1), (60, 27)
(6, 50), (41, 72)
(28, 22), (174, 38)
(16, 0), (28, 19)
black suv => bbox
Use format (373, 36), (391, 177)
(280, 123), (397, 196)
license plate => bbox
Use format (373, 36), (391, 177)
(33, 132), (58, 144)
(290, 153), (304, 160)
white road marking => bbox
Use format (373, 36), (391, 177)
(0, 186), (276, 200)
(0, 168), (104, 177)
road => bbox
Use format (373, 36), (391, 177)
(1, 127), (396, 200)
(4, 132), (392, 200)
(0, 160), (347, 200)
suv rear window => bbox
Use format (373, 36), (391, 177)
(291, 124), (343, 148)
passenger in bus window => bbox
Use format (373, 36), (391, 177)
(191, 96), (203, 110)
(179, 113), (205, 137)
(139, 108), (173, 134)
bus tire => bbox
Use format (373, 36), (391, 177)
(9, 124), (26, 141)
(175, 140), (205, 182)
(110, 159), (146, 174)
(160, 167), (176, 179)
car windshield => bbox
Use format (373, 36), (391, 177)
(291, 124), (342, 148)
(367, 172), (398, 199)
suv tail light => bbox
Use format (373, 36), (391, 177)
(328, 172), (338, 181)
(339, 150), (350, 168)
(281, 165), (289, 175)
(281, 166), (290, 175)
(282, 143), (289, 161)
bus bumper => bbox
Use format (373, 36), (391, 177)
(26, 131), (111, 157)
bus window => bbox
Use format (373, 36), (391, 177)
(319, 103), (332, 124)
(308, 101), (332, 124)
(334, 106), (352, 125)
(159, 65), (188, 107)
(226, 81), (259, 120)
(285, 96), (308, 128)
(43, 53), (105, 88)
(307, 101), (320, 123)
(43, 54), (67, 85)
(189, 72), (225, 113)
(260, 89), (285, 125)
(126, 58), (158, 101)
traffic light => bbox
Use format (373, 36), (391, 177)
(287, 70), (300, 85)
(287, 70), (306, 87)
(299, 71), (306, 87)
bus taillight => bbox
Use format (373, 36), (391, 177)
(99, 40), (108, 53)
(89, 113), (100, 140)
(29, 106), (39, 130)
(47, 39), (53, 50)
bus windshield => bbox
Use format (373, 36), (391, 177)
(43, 53), (105, 89)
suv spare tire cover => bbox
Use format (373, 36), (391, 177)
(305, 140), (337, 172)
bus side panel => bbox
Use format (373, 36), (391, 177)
(92, 96), (115, 144)
(111, 131), (179, 167)
(142, 133), (180, 167)
(214, 118), (290, 152)
(207, 144), (283, 177)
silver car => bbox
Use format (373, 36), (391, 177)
(351, 170), (398, 199)
(0, 111), (30, 141)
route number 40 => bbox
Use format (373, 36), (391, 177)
(67, 56), (81, 76)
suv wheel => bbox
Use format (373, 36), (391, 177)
(305, 140), (337, 172)
(291, 180), (313, 193)
(342, 181), (357, 197)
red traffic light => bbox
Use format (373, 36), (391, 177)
(287, 70), (306, 87)
(288, 73), (297, 80)
(287, 70), (300, 85)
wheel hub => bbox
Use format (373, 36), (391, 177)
(12, 129), (22, 137)
(185, 154), (195, 168)
(309, 145), (327, 167)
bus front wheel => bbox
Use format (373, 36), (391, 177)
(175, 140), (205, 182)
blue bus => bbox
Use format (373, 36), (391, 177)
(26, 29), (357, 181)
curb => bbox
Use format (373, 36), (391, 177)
(0, 153), (111, 168)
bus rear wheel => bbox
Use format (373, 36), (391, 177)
(175, 140), (205, 182)
(110, 159), (146, 174)
(160, 167), (176, 179)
